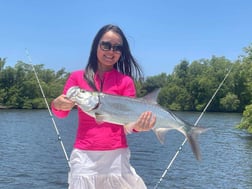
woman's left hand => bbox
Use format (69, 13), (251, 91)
(133, 111), (156, 132)
(124, 111), (156, 134)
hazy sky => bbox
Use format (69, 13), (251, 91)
(1, 0), (252, 77)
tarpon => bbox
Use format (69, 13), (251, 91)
(66, 86), (207, 160)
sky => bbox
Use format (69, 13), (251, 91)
(1, 0), (252, 77)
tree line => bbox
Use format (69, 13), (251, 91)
(0, 43), (252, 133)
(0, 59), (69, 109)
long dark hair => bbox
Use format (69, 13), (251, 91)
(84, 24), (143, 91)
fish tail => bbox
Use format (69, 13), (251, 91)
(186, 127), (208, 161)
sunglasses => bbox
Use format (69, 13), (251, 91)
(99, 41), (123, 54)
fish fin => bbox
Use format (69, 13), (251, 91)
(186, 127), (209, 161)
(94, 112), (105, 124)
(140, 88), (161, 104)
(153, 127), (173, 144)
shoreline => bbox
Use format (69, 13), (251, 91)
(0, 105), (8, 109)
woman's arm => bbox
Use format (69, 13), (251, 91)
(51, 94), (75, 118)
(51, 71), (80, 118)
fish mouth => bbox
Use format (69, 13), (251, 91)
(66, 86), (80, 100)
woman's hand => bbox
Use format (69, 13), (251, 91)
(134, 111), (156, 131)
(53, 94), (75, 111)
(124, 111), (156, 134)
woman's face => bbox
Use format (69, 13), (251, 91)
(97, 30), (123, 72)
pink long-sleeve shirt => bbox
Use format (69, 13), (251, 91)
(52, 69), (136, 150)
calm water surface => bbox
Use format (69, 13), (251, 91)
(0, 109), (251, 189)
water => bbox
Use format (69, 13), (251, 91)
(0, 110), (252, 189)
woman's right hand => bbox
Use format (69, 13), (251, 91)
(53, 94), (75, 111)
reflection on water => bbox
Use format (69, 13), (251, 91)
(0, 110), (251, 189)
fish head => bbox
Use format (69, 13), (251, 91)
(66, 86), (99, 112)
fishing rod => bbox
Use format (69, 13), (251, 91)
(153, 65), (233, 189)
(25, 49), (70, 168)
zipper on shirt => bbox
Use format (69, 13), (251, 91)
(99, 76), (104, 92)
(100, 79), (104, 92)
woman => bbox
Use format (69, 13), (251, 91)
(52, 24), (156, 189)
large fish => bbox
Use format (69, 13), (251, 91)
(66, 86), (207, 160)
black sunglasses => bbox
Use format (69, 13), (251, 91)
(99, 41), (123, 53)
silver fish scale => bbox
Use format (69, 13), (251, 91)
(95, 93), (187, 132)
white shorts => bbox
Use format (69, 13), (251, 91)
(68, 148), (147, 189)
